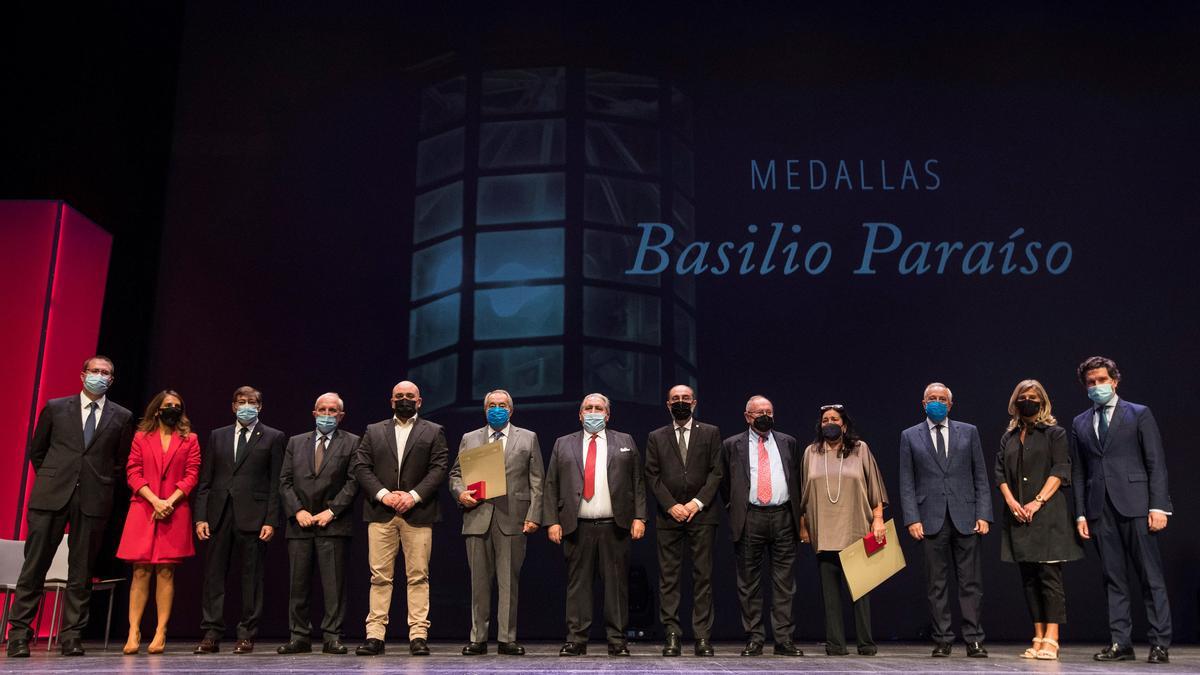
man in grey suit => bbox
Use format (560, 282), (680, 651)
(449, 389), (544, 656)
(277, 392), (360, 655)
(544, 393), (646, 657)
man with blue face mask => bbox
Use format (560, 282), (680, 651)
(193, 386), (286, 655)
(448, 390), (544, 656)
(1070, 356), (1173, 664)
(897, 383), (992, 658)
(277, 393), (360, 655)
(543, 393), (646, 657)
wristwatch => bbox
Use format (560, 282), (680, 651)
(1034, 494), (1045, 503)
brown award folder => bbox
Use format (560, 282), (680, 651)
(458, 440), (507, 499)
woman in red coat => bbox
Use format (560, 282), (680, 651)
(116, 390), (201, 654)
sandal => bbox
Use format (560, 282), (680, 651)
(1035, 638), (1060, 660)
(1020, 637), (1042, 659)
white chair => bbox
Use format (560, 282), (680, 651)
(39, 535), (124, 651)
(0, 539), (27, 644)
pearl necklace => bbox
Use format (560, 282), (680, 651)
(823, 444), (845, 504)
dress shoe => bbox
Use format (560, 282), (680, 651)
(322, 639), (348, 654)
(966, 641), (988, 658)
(462, 641), (487, 656)
(7, 639), (30, 658)
(774, 641), (804, 656)
(123, 630), (141, 655)
(147, 631), (167, 655)
(741, 640), (763, 656)
(60, 638), (85, 656)
(694, 638), (714, 656)
(662, 632), (681, 657)
(559, 641), (587, 656)
(409, 638), (430, 656)
(1094, 643), (1135, 661)
(193, 637), (219, 654)
(497, 641), (525, 655)
(233, 639), (254, 654)
(355, 638), (385, 656)
(608, 642), (630, 656)
(825, 645), (849, 656)
(931, 642), (952, 657)
(1148, 645), (1170, 664)
(277, 639), (311, 654)
(857, 644), (877, 656)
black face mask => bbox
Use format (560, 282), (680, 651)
(1015, 399), (1041, 418)
(751, 414), (774, 433)
(670, 401), (693, 421)
(159, 407), (183, 427)
(393, 398), (417, 420)
(821, 423), (843, 441)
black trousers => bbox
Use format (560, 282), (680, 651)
(1093, 494), (1172, 647)
(656, 521), (715, 639)
(199, 507), (267, 640)
(563, 519), (629, 644)
(287, 536), (347, 642)
(7, 490), (105, 641)
(922, 523), (985, 642)
(1018, 562), (1066, 624)
(817, 551), (873, 650)
(734, 505), (795, 644)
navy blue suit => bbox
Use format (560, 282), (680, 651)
(1070, 397), (1172, 648)
(897, 419), (992, 644)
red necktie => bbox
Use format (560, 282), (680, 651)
(583, 433), (598, 501)
(756, 433), (772, 503)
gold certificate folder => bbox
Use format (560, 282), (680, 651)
(458, 440), (507, 499)
(838, 518), (906, 601)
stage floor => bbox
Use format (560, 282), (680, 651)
(1, 642), (1196, 673)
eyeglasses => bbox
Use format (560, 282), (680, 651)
(85, 368), (113, 377)
(819, 404), (844, 411)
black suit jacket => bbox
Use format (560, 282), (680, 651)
(27, 394), (133, 518)
(194, 421), (286, 532)
(644, 421), (724, 527)
(279, 429), (361, 538)
(720, 429), (804, 543)
(351, 416), (448, 525)
(543, 429), (646, 536)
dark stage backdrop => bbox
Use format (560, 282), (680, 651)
(116, 4), (1200, 643)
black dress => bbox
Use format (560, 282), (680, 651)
(995, 424), (1084, 563)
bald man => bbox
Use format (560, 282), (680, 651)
(350, 381), (448, 657)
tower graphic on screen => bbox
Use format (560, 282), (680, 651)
(409, 67), (696, 411)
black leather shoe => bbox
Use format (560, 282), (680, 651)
(6, 639), (30, 658)
(559, 642), (587, 656)
(277, 639), (312, 654)
(1094, 643), (1135, 661)
(497, 641), (525, 655)
(741, 640), (763, 656)
(322, 640), (348, 654)
(774, 641), (804, 656)
(662, 632), (681, 657)
(695, 638), (714, 656)
(608, 642), (630, 656)
(966, 641), (987, 658)
(232, 639), (254, 654)
(60, 638), (85, 656)
(826, 645), (849, 656)
(858, 644), (877, 656)
(355, 638), (385, 656)
(931, 642), (952, 657)
(462, 641), (487, 656)
(193, 637), (219, 654)
(1148, 645), (1170, 664)
(409, 638), (430, 656)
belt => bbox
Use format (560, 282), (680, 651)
(747, 502), (789, 512)
(578, 517), (615, 524)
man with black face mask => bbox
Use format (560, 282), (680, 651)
(719, 395), (805, 657)
(643, 385), (724, 657)
(350, 381), (448, 657)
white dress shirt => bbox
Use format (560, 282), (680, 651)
(926, 417), (949, 457)
(79, 392), (106, 427)
(674, 418), (704, 510)
(233, 418), (259, 461)
(375, 415), (422, 504)
(578, 429), (613, 519)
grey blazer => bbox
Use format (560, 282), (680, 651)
(449, 425), (545, 536)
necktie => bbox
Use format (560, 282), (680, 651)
(583, 433), (597, 501)
(315, 435), (327, 473)
(1097, 406), (1109, 445)
(676, 426), (688, 463)
(492, 429), (504, 444)
(935, 423), (947, 458)
(756, 433), (772, 504)
(83, 402), (97, 447)
(236, 426), (249, 462)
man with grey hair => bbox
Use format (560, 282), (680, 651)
(544, 393), (646, 657)
(449, 389), (544, 656)
(897, 382), (992, 658)
(277, 393), (360, 655)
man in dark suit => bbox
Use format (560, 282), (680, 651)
(192, 386), (286, 655)
(643, 384), (723, 657)
(448, 389), (543, 656)
(544, 393), (646, 657)
(6, 356), (133, 658)
(897, 382), (993, 658)
(350, 380), (448, 657)
(276, 392), (360, 655)
(720, 395), (804, 657)
(1070, 356), (1173, 664)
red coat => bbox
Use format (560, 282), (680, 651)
(116, 430), (201, 562)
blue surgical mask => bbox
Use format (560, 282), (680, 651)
(1087, 384), (1115, 405)
(83, 374), (110, 396)
(582, 412), (606, 434)
(486, 406), (510, 429)
(925, 400), (949, 423)
(315, 415), (338, 434)
(236, 404), (259, 424)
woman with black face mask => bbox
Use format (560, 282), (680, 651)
(996, 380), (1083, 661)
(797, 404), (888, 656)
